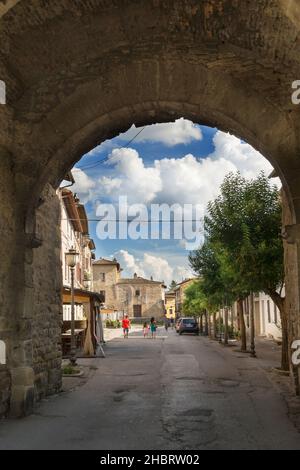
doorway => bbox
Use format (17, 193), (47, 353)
(133, 305), (142, 318)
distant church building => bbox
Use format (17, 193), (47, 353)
(93, 258), (166, 319)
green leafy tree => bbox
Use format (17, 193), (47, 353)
(189, 241), (245, 347)
(194, 172), (287, 369)
(182, 280), (209, 336)
(183, 281), (205, 316)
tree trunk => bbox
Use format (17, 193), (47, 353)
(208, 313), (212, 338)
(249, 293), (256, 358)
(230, 306), (234, 331)
(213, 312), (218, 339)
(237, 298), (247, 352)
(224, 307), (229, 345)
(219, 309), (223, 343)
(204, 310), (209, 336)
(268, 291), (289, 371)
(199, 314), (203, 335)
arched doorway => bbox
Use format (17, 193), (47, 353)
(1, 0), (300, 417)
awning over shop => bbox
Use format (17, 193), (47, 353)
(62, 286), (104, 304)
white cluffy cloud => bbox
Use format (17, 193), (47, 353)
(114, 250), (192, 285)
(101, 147), (162, 204)
(118, 118), (203, 146)
(71, 168), (96, 204)
(209, 131), (273, 179)
(92, 130), (275, 207)
(73, 130), (277, 210)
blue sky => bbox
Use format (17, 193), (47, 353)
(70, 119), (274, 286)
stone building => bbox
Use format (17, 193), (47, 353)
(116, 274), (166, 319)
(93, 260), (166, 319)
(93, 258), (121, 309)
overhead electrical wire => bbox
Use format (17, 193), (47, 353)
(72, 126), (146, 172)
(61, 218), (205, 223)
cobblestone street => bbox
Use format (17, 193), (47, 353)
(0, 329), (300, 450)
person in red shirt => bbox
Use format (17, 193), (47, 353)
(122, 315), (131, 339)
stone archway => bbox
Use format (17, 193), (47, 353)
(1, 0), (300, 416)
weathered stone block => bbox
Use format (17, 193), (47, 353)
(0, 367), (11, 417)
(9, 384), (34, 418)
(11, 366), (34, 387)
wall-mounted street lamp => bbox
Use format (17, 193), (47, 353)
(66, 247), (79, 365)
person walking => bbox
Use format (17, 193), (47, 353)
(122, 315), (131, 339)
(150, 317), (157, 339)
(143, 322), (149, 338)
(164, 317), (169, 332)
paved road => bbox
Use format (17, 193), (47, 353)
(0, 329), (300, 450)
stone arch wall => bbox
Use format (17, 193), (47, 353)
(0, 1), (298, 218)
(1, 0), (300, 415)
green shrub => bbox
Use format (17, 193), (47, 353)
(62, 365), (80, 375)
(105, 319), (121, 328)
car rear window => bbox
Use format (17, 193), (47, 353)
(182, 319), (196, 324)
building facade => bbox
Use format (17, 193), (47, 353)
(165, 291), (176, 320)
(92, 258), (121, 311)
(253, 292), (282, 341)
(174, 278), (198, 317)
(59, 187), (103, 356)
(221, 292), (282, 343)
(93, 259), (166, 319)
(116, 274), (166, 319)
(60, 188), (96, 320)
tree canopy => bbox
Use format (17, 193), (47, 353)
(182, 281), (207, 317)
(189, 172), (287, 368)
(204, 172), (283, 296)
(190, 172), (283, 300)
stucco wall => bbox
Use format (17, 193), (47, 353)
(252, 293), (282, 341)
